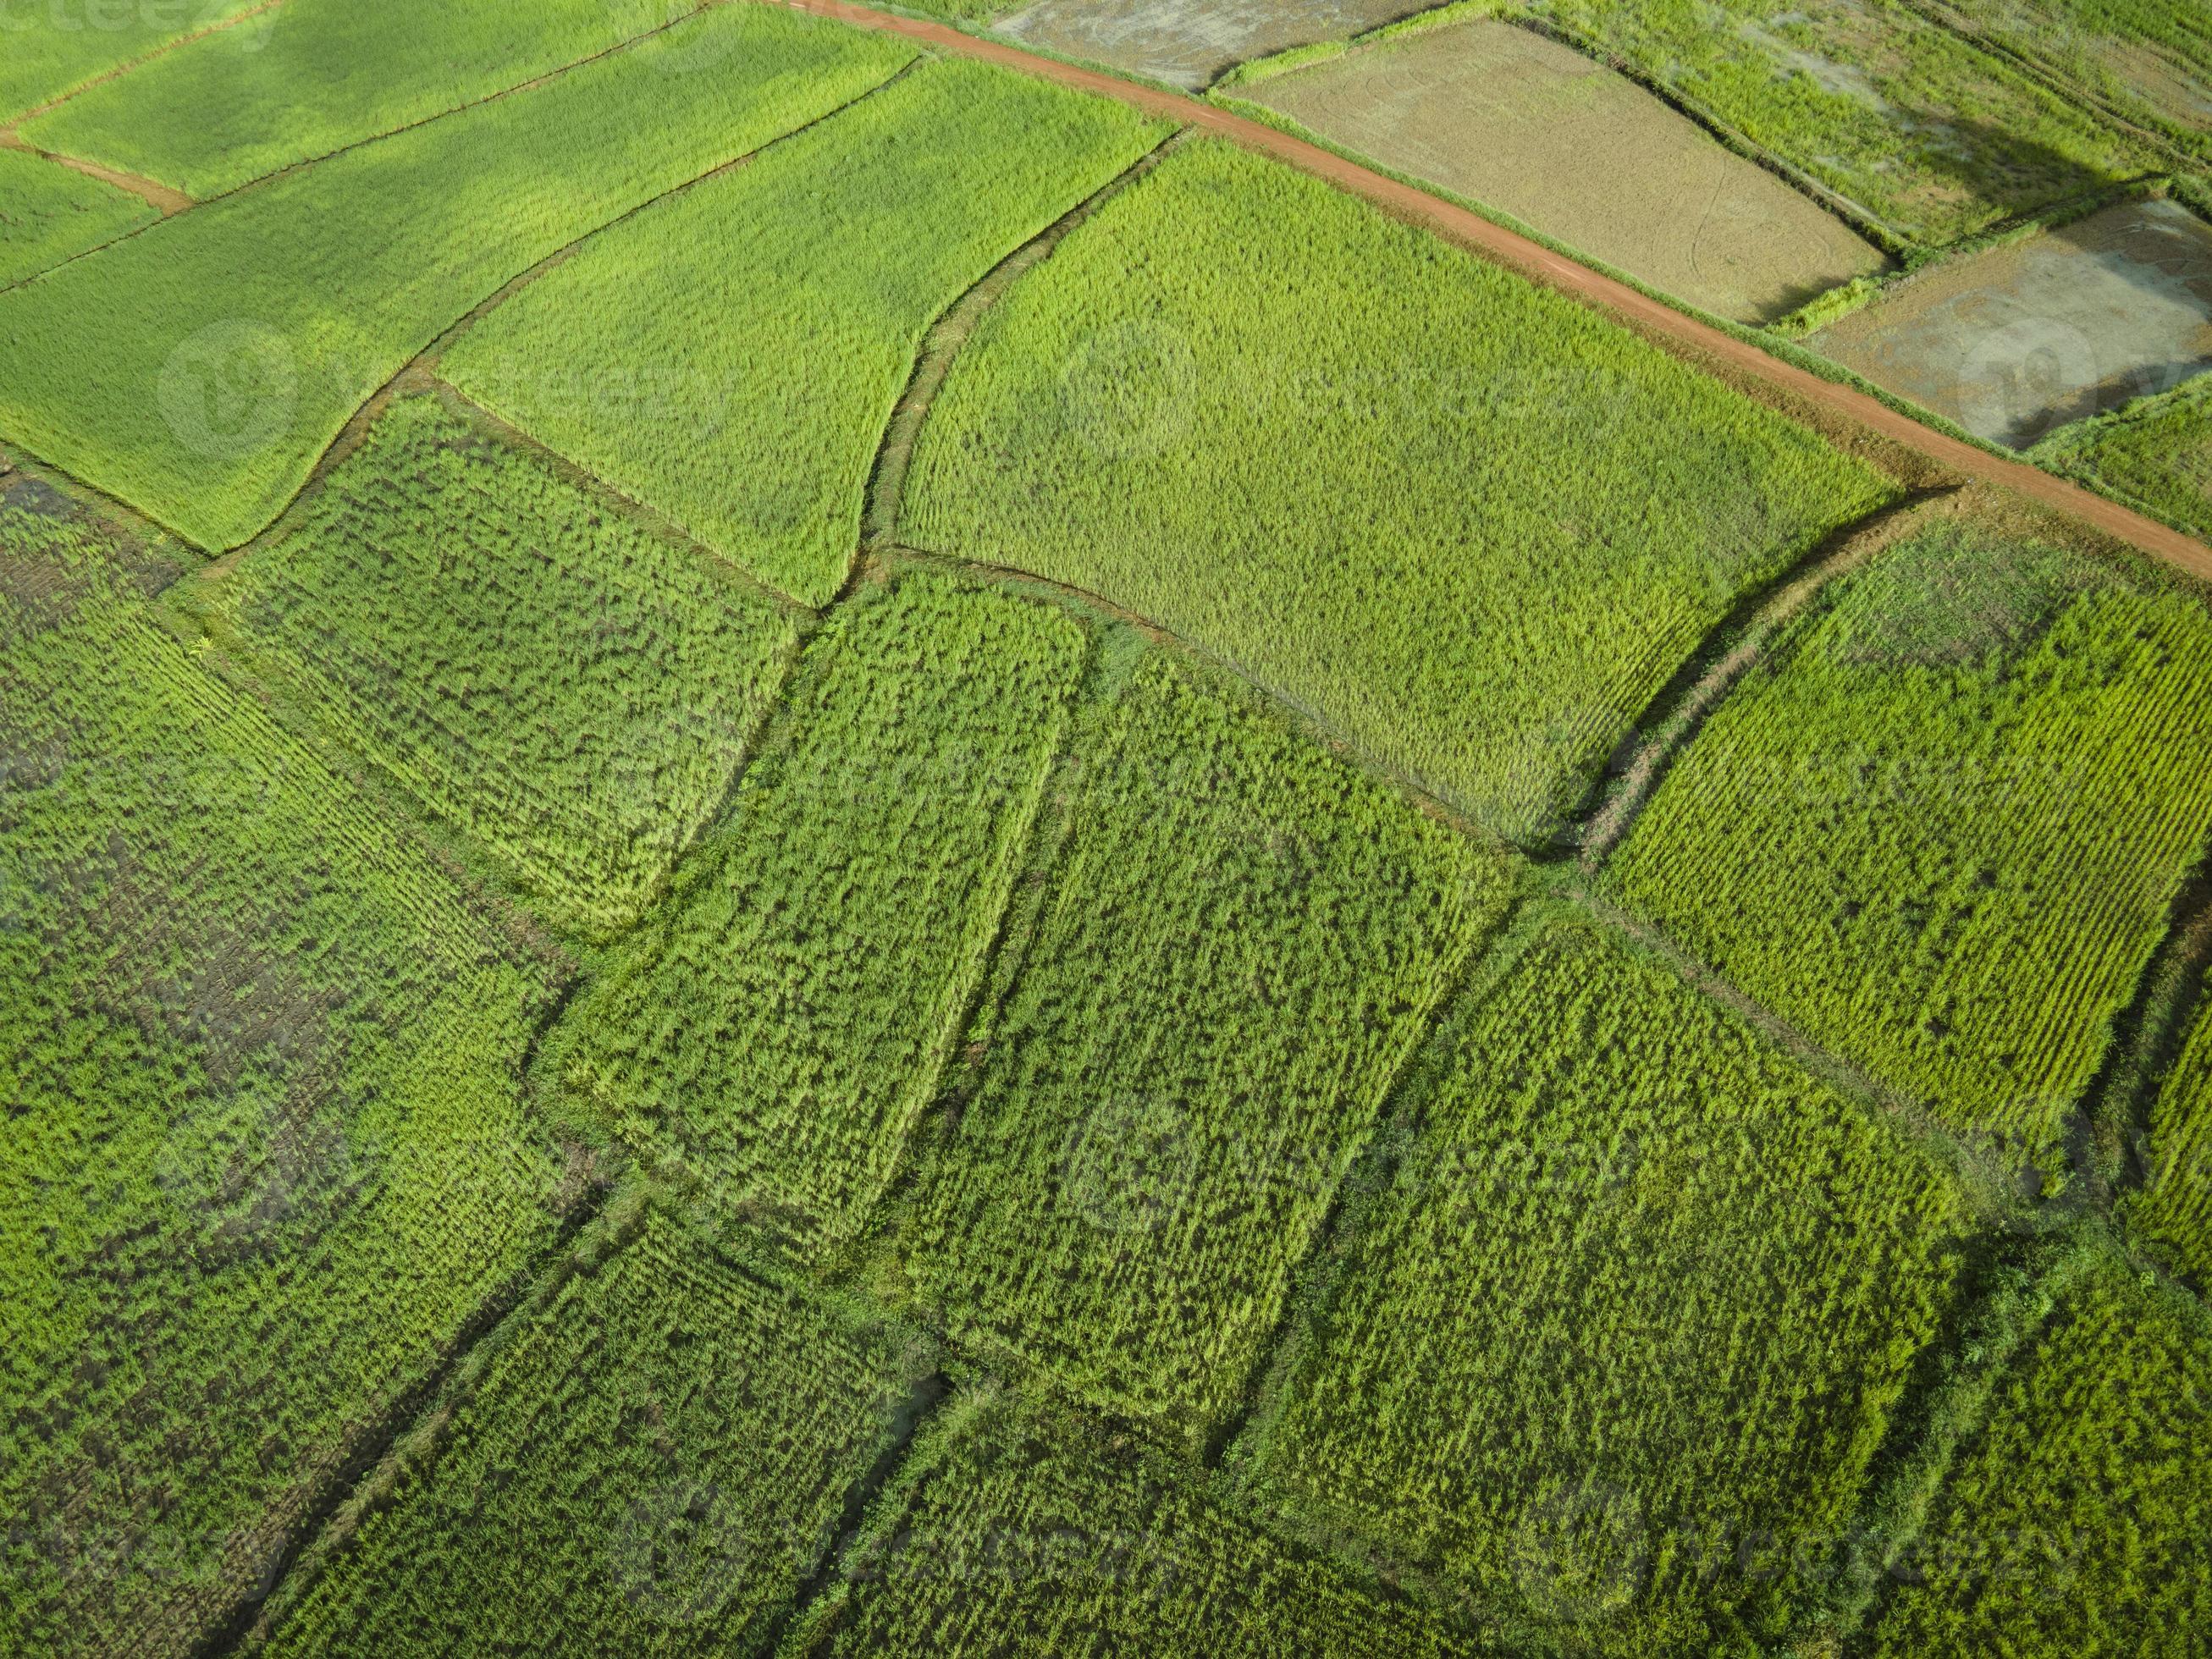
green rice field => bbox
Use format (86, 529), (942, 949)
(3, 3), (2209, 1654)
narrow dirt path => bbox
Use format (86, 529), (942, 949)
(772, 0), (2212, 585)
(0, 127), (192, 214)
(4, 0), (290, 127)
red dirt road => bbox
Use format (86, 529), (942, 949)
(775, 0), (2212, 584)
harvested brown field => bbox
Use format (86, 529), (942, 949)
(1247, 19), (1891, 322)
(1812, 199), (2212, 447)
(996, 0), (1423, 90)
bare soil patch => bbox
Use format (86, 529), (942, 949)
(996, 0), (1423, 90)
(1249, 19), (1890, 323)
(1813, 199), (2212, 448)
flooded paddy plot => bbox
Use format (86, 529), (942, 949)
(996, 0), (1423, 90)
(1812, 198), (2212, 447)
(1247, 19), (1891, 322)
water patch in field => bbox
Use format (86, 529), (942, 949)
(996, 0), (1423, 90)
(1812, 200), (2212, 447)
(1250, 20), (1890, 323)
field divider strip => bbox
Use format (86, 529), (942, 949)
(860, 125), (1190, 554)
(179, 57), (921, 594)
(2087, 844), (2212, 1206)
(762, 0), (2212, 582)
(0, 125), (191, 213)
(1575, 486), (1963, 865)
(3, 0), (291, 127)
(884, 542), (1498, 848)
(0, 1), (827, 299)
(198, 1160), (621, 1658)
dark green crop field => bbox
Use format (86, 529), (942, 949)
(3, 2), (2209, 1656)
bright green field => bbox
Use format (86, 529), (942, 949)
(2133, 992), (2212, 1287)
(1865, 1244), (2212, 1657)
(541, 565), (1088, 1261)
(185, 392), (803, 940)
(22, 0), (696, 198)
(904, 137), (1896, 844)
(0, 5), (913, 551)
(1229, 908), (1966, 1654)
(2038, 379), (2212, 538)
(445, 58), (1170, 605)
(784, 1388), (1514, 1657)
(0, 0), (267, 121)
(890, 646), (1512, 1433)
(262, 1202), (926, 1657)
(0, 146), (152, 288)
(1521, 0), (2156, 243)
(1612, 511), (2212, 1156)
(0, 488), (569, 1656)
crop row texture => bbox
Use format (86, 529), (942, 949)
(445, 57), (1172, 606)
(541, 566), (1089, 1260)
(1865, 1243), (2212, 1656)
(2133, 990), (2212, 1289)
(195, 392), (802, 940)
(902, 137), (1896, 846)
(784, 1387), (1509, 1656)
(263, 1204), (924, 1656)
(1228, 907), (1966, 1653)
(1611, 514), (2212, 1157)
(0, 488), (567, 1656)
(889, 645), (1514, 1433)
(0, 3), (914, 551)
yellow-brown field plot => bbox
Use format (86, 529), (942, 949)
(1246, 19), (1889, 324)
(1812, 200), (2212, 449)
(997, 0), (1425, 90)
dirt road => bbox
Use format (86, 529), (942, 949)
(775, 0), (2212, 584)
(0, 128), (191, 215)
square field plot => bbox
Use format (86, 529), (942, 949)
(1812, 201), (2212, 448)
(1228, 909), (1966, 1654)
(1610, 502), (2212, 1159)
(1246, 19), (1890, 324)
(1864, 1245), (2212, 1658)
(996, 0), (1425, 89)
(904, 138), (1897, 846)
(888, 646), (1512, 1434)
(540, 567), (1089, 1264)
(188, 391), (803, 941)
